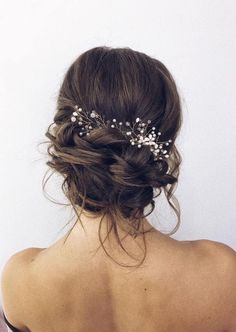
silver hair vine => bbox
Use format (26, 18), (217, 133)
(71, 105), (173, 161)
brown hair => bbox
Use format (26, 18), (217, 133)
(42, 46), (182, 268)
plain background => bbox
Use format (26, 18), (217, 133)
(0, 0), (235, 300)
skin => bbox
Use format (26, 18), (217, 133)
(1, 211), (236, 332)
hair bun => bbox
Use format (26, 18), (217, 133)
(42, 46), (182, 268)
(147, 159), (177, 187)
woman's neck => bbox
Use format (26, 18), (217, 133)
(72, 208), (156, 237)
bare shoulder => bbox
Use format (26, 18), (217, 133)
(189, 239), (236, 284)
(0, 247), (45, 330)
(1, 247), (45, 281)
(190, 239), (236, 330)
(1, 247), (46, 297)
(1, 247), (46, 282)
(191, 239), (236, 267)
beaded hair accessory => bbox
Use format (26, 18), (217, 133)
(70, 105), (172, 161)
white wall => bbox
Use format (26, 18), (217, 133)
(0, 0), (235, 280)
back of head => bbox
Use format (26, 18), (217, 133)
(44, 46), (182, 267)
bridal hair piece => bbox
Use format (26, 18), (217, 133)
(71, 104), (173, 161)
(42, 46), (183, 269)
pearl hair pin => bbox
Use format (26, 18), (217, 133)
(70, 105), (172, 161)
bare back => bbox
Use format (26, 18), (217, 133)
(15, 226), (235, 332)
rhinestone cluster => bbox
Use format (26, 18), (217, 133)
(71, 105), (172, 161)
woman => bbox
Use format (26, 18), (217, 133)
(1, 46), (236, 332)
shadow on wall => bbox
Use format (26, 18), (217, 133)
(0, 307), (8, 332)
